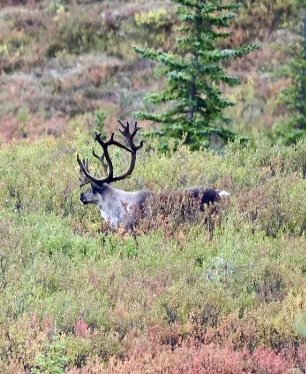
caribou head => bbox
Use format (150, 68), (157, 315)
(77, 120), (230, 231)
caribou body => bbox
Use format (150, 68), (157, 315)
(80, 183), (153, 230)
(77, 121), (230, 230)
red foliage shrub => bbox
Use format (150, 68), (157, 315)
(102, 339), (301, 374)
(74, 318), (90, 338)
(252, 347), (292, 374)
(170, 344), (246, 374)
(92, 323), (303, 374)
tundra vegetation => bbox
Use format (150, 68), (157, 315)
(0, 0), (306, 373)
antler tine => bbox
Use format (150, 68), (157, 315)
(117, 120), (143, 151)
(94, 132), (114, 180)
(95, 131), (131, 152)
(92, 149), (109, 175)
(77, 154), (95, 187)
(118, 120), (141, 136)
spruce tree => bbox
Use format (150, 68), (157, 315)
(134, 0), (259, 150)
(277, 11), (306, 144)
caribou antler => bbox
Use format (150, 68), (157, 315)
(77, 121), (144, 187)
(78, 158), (93, 187)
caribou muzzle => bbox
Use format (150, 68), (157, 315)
(80, 192), (90, 204)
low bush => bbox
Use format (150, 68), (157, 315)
(0, 135), (305, 372)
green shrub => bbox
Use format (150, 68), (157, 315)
(32, 337), (68, 374)
(0, 136), (305, 371)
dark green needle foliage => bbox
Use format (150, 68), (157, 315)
(277, 11), (306, 145)
(134, 0), (259, 151)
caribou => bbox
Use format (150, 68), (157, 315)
(77, 121), (230, 230)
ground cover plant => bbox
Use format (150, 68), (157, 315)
(0, 0), (306, 373)
(0, 127), (306, 372)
